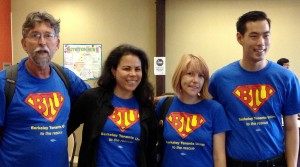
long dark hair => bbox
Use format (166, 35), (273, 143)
(97, 44), (154, 105)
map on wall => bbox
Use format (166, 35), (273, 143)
(63, 44), (102, 80)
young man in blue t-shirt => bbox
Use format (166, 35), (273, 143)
(209, 11), (300, 167)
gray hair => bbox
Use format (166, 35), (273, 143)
(22, 11), (60, 38)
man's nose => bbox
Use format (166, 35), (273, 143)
(37, 36), (47, 45)
(256, 36), (265, 46)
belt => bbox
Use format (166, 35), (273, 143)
(227, 154), (286, 167)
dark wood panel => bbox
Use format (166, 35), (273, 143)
(155, 0), (166, 96)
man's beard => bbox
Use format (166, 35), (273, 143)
(30, 46), (52, 67)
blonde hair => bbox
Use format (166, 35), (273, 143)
(172, 54), (212, 99)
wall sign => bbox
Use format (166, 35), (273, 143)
(63, 44), (102, 80)
(154, 57), (165, 75)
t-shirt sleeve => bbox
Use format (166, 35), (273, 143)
(63, 67), (91, 103)
(154, 97), (168, 119)
(0, 71), (6, 126)
(282, 74), (300, 116)
(212, 102), (231, 134)
(209, 74), (218, 101)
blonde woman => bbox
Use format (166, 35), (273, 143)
(155, 54), (230, 167)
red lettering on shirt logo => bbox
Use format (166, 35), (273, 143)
(109, 107), (140, 132)
(167, 112), (206, 139)
(25, 92), (64, 122)
(233, 84), (275, 113)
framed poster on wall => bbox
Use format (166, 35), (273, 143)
(63, 44), (102, 80)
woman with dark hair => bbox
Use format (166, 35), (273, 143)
(68, 44), (156, 167)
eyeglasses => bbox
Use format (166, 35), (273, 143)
(26, 32), (57, 41)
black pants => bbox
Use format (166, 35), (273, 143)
(227, 154), (287, 167)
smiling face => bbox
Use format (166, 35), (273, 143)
(237, 20), (270, 63)
(112, 54), (142, 98)
(180, 65), (204, 100)
(21, 22), (60, 67)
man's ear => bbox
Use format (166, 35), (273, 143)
(236, 32), (243, 45)
(56, 38), (60, 49)
(21, 38), (27, 52)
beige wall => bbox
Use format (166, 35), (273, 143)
(165, 0), (300, 92)
(11, 0), (300, 94)
(11, 0), (156, 87)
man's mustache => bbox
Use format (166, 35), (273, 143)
(33, 47), (50, 54)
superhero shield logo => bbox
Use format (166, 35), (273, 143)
(25, 92), (64, 122)
(233, 84), (275, 113)
(166, 112), (206, 139)
(109, 107), (140, 132)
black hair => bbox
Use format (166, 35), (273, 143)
(277, 58), (289, 66)
(236, 11), (271, 35)
(97, 44), (154, 105)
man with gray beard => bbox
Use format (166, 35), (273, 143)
(0, 12), (90, 167)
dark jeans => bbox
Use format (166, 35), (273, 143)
(227, 154), (287, 167)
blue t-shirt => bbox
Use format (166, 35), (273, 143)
(209, 60), (300, 161)
(155, 96), (230, 167)
(97, 95), (141, 167)
(0, 57), (90, 167)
